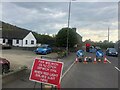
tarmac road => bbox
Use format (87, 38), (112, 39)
(61, 52), (119, 88)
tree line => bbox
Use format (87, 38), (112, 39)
(2, 21), (116, 49)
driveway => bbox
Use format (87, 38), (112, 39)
(2, 49), (58, 70)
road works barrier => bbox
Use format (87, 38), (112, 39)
(2, 66), (28, 85)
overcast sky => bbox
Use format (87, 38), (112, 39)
(1, 1), (119, 42)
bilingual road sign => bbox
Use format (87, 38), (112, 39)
(29, 58), (63, 86)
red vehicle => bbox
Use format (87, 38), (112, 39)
(0, 57), (10, 74)
(85, 43), (91, 52)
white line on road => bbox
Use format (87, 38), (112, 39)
(115, 66), (120, 72)
(61, 61), (75, 80)
(106, 59), (111, 64)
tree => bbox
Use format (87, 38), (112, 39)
(99, 41), (102, 43)
(56, 28), (77, 47)
(103, 40), (109, 43)
(84, 39), (94, 45)
(36, 34), (56, 46)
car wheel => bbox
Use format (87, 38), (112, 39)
(50, 50), (52, 53)
(116, 55), (118, 57)
(44, 51), (47, 55)
(2, 64), (9, 74)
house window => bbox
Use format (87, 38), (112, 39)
(31, 40), (34, 44)
(16, 40), (19, 44)
(25, 40), (28, 45)
(3, 39), (5, 43)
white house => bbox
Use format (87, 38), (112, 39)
(22, 32), (37, 47)
(0, 27), (37, 47)
(12, 32), (37, 47)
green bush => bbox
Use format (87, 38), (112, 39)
(95, 43), (114, 49)
(57, 50), (67, 58)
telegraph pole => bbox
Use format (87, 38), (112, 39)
(66, 0), (72, 56)
(108, 27), (110, 42)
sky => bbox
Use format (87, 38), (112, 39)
(1, 1), (119, 42)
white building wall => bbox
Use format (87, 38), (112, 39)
(23, 32), (37, 47)
(0, 38), (8, 45)
(13, 39), (23, 47)
(0, 38), (3, 44)
(5, 39), (8, 44)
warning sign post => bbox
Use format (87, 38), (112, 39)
(29, 58), (63, 86)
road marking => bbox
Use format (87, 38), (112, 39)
(106, 59), (111, 64)
(115, 67), (120, 72)
(61, 61), (75, 79)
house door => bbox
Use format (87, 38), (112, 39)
(8, 39), (12, 45)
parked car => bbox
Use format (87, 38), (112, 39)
(0, 57), (10, 74)
(89, 46), (96, 53)
(95, 46), (101, 51)
(106, 48), (118, 57)
(0, 44), (12, 49)
(34, 44), (52, 55)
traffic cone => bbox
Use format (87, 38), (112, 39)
(104, 56), (107, 64)
(75, 57), (78, 63)
(93, 57), (97, 64)
(83, 57), (87, 64)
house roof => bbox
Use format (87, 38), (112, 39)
(1, 22), (36, 40)
(2, 29), (30, 39)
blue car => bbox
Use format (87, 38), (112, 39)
(35, 45), (52, 55)
(89, 46), (96, 53)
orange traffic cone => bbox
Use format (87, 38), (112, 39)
(75, 57), (78, 63)
(104, 56), (107, 64)
(93, 57), (97, 64)
(83, 57), (87, 64)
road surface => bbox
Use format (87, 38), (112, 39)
(61, 52), (119, 88)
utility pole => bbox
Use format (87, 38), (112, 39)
(108, 27), (110, 42)
(66, 0), (72, 56)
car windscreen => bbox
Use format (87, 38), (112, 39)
(109, 48), (116, 52)
(40, 46), (47, 48)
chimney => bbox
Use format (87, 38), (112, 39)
(72, 28), (76, 32)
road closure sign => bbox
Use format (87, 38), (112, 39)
(29, 58), (63, 86)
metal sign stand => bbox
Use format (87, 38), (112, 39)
(33, 82), (43, 90)
(33, 82), (37, 90)
(41, 83), (43, 90)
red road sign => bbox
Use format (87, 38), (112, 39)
(29, 58), (63, 86)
